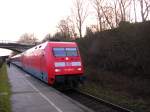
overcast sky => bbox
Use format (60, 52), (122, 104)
(0, 0), (75, 56)
(0, 0), (74, 41)
(0, 0), (143, 56)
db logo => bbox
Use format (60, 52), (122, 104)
(66, 62), (72, 66)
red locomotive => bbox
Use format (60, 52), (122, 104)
(11, 42), (84, 88)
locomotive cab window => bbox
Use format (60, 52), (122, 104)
(66, 48), (78, 56)
(53, 48), (66, 56)
(53, 47), (78, 57)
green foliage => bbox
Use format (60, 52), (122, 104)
(77, 21), (150, 111)
(0, 64), (11, 112)
(0, 59), (3, 68)
(77, 21), (150, 77)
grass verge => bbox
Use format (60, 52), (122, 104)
(0, 63), (11, 112)
(79, 81), (149, 112)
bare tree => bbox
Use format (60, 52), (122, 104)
(18, 33), (38, 45)
(113, 0), (122, 26)
(100, 5), (115, 29)
(91, 0), (104, 31)
(118, 0), (132, 21)
(57, 17), (76, 39)
(85, 25), (98, 36)
(42, 34), (52, 42)
(67, 17), (77, 39)
(138, 0), (150, 22)
(113, 0), (118, 26)
(72, 0), (88, 38)
(91, 0), (121, 30)
(133, 0), (137, 22)
(57, 19), (70, 38)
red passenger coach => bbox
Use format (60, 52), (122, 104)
(11, 42), (84, 88)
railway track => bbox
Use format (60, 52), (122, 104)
(63, 90), (134, 112)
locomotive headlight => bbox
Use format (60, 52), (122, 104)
(77, 68), (82, 71)
(55, 69), (61, 72)
(55, 62), (65, 67)
(65, 57), (69, 60)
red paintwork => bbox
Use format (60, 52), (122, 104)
(11, 42), (84, 85)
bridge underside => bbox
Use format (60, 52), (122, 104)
(0, 43), (35, 53)
(0, 47), (24, 53)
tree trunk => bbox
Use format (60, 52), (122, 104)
(133, 0), (137, 22)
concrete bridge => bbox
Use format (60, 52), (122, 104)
(0, 40), (35, 52)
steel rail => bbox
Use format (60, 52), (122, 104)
(75, 90), (134, 112)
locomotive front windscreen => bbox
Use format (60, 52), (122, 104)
(53, 48), (78, 57)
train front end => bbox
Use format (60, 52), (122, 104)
(49, 42), (84, 88)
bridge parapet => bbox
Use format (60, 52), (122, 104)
(0, 40), (36, 52)
(0, 40), (35, 46)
